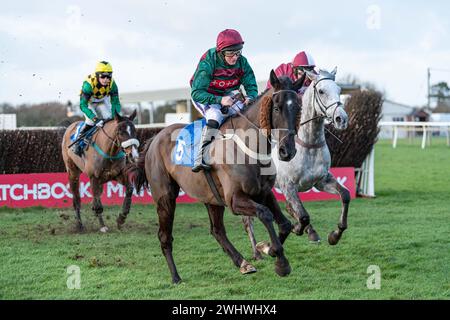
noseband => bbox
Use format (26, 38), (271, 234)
(312, 78), (343, 120)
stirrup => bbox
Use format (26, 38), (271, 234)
(73, 144), (83, 156)
(192, 161), (211, 172)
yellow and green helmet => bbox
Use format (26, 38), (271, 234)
(95, 61), (113, 74)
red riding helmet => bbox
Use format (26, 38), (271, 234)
(292, 51), (316, 68)
(216, 29), (244, 52)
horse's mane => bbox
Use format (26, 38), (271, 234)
(247, 88), (271, 107)
(218, 88), (271, 130)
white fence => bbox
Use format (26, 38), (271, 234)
(379, 121), (450, 149)
(0, 114), (16, 129)
(355, 148), (375, 197)
(356, 121), (450, 198)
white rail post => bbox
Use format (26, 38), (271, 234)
(393, 125), (398, 148)
(421, 125), (426, 149)
(447, 126), (450, 147)
(357, 147), (375, 197)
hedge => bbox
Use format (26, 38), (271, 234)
(326, 89), (383, 168)
(0, 90), (382, 174)
(0, 128), (162, 174)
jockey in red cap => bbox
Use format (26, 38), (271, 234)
(267, 51), (317, 95)
(190, 29), (258, 172)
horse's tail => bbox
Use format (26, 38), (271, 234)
(125, 137), (154, 192)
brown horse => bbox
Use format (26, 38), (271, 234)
(126, 71), (304, 283)
(61, 111), (139, 232)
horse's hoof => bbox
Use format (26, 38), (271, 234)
(172, 276), (182, 284)
(307, 230), (321, 243)
(76, 223), (85, 233)
(274, 259), (291, 277)
(328, 231), (341, 245)
(292, 223), (304, 236)
(99, 226), (109, 233)
(116, 217), (125, 230)
(256, 241), (271, 256)
(240, 260), (257, 274)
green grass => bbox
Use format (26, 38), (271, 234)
(0, 139), (449, 299)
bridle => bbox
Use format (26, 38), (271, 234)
(98, 122), (140, 162)
(230, 89), (299, 146)
(271, 89), (299, 144)
(298, 77), (345, 145)
(312, 77), (343, 122)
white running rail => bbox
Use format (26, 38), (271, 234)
(379, 121), (450, 149)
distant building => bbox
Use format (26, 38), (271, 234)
(407, 108), (430, 122)
(430, 111), (450, 136)
(379, 100), (413, 138)
(381, 99), (415, 123)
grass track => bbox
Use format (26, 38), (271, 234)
(0, 139), (449, 299)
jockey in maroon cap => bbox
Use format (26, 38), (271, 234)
(267, 51), (317, 96)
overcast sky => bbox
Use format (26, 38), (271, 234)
(1, 0), (449, 106)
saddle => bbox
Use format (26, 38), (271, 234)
(172, 118), (207, 167)
(69, 122), (97, 152)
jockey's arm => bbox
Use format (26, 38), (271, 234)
(240, 58), (258, 102)
(79, 81), (96, 121)
(110, 81), (121, 117)
(191, 60), (222, 105)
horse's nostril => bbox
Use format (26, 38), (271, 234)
(279, 146), (287, 158)
(336, 116), (341, 123)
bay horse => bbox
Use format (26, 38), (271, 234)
(126, 70), (304, 283)
(244, 68), (351, 259)
(61, 111), (139, 232)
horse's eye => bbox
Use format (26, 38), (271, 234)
(319, 89), (324, 95)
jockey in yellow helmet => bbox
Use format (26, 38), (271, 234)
(74, 61), (122, 156)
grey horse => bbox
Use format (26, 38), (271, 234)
(244, 68), (350, 259)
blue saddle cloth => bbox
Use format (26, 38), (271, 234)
(171, 118), (207, 167)
(70, 122), (95, 149)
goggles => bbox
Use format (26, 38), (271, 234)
(223, 49), (242, 57)
(98, 73), (112, 79)
(295, 66), (315, 72)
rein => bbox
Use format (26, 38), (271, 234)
(87, 127), (124, 161)
(232, 89), (298, 145)
(100, 126), (122, 148)
(297, 77), (344, 145)
(312, 77), (343, 118)
(87, 125), (125, 161)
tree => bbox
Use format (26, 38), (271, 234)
(1, 102), (69, 127)
(430, 81), (450, 108)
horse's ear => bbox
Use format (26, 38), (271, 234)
(293, 72), (306, 92)
(269, 69), (280, 89)
(129, 109), (137, 121)
(260, 95), (273, 137)
(331, 66), (337, 76)
(330, 66), (337, 80)
(305, 70), (318, 82)
(114, 113), (123, 121)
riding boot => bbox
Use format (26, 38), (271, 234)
(192, 122), (218, 172)
(74, 124), (94, 156)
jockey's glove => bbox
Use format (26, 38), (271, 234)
(95, 119), (105, 127)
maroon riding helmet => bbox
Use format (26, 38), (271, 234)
(216, 29), (244, 52)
